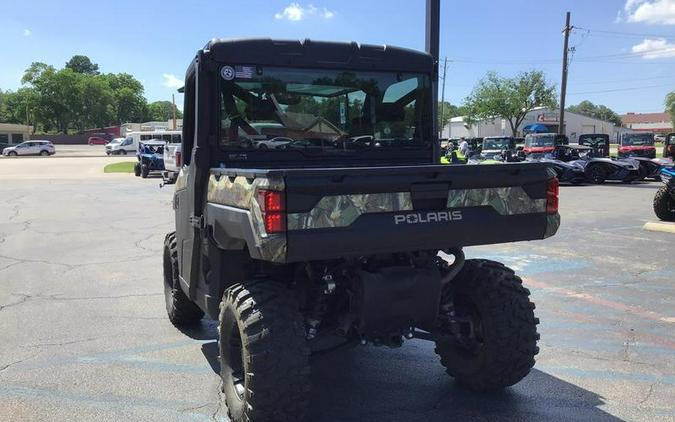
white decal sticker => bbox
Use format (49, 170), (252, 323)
(235, 66), (255, 79)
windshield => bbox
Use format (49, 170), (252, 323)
(621, 133), (654, 146)
(525, 134), (555, 147)
(218, 66), (431, 155)
(483, 138), (511, 150)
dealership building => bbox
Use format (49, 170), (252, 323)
(620, 112), (673, 135)
(443, 107), (633, 142)
(0, 123), (32, 145)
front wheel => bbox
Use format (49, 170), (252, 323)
(40, 150), (49, 156)
(219, 280), (311, 422)
(586, 165), (606, 184)
(141, 164), (149, 178)
(434, 259), (539, 391)
(8, 151), (17, 157)
(163, 232), (204, 326)
(119, 149), (127, 155)
(654, 185), (675, 221)
(133, 163), (141, 177)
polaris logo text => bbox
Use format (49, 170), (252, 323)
(394, 211), (463, 225)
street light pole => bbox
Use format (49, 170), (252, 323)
(558, 11), (572, 136)
(439, 56), (448, 138)
(172, 94), (177, 130)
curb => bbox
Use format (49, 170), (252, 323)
(643, 221), (675, 234)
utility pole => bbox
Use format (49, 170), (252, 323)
(558, 11), (572, 136)
(172, 94), (177, 130)
(439, 56), (448, 138)
(426, 0), (440, 157)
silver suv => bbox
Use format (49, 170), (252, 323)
(2, 140), (55, 157)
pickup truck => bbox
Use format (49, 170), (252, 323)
(162, 38), (560, 422)
(162, 142), (181, 184)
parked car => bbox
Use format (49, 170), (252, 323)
(653, 166), (675, 221)
(162, 142), (181, 184)
(523, 133), (568, 158)
(2, 140), (55, 157)
(664, 133), (675, 160)
(88, 136), (109, 145)
(104, 138), (125, 155)
(133, 140), (165, 178)
(107, 130), (181, 155)
(618, 132), (656, 159)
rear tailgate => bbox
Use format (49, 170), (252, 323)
(282, 163), (558, 262)
(163, 143), (181, 172)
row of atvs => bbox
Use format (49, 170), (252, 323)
(463, 145), (666, 185)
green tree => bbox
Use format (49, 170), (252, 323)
(438, 101), (467, 133)
(104, 73), (147, 124)
(2, 88), (38, 128)
(146, 100), (183, 121)
(567, 100), (623, 126)
(464, 71), (557, 136)
(666, 91), (675, 128)
(65, 55), (100, 75)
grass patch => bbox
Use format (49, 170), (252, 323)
(104, 161), (135, 173)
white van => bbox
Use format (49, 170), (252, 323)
(106, 130), (182, 155)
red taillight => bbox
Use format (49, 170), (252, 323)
(257, 190), (286, 233)
(261, 190), (284, 212)
(264, 213), (285, 233)
(546, 178), (559, 215)
(175, 151), (181, 167)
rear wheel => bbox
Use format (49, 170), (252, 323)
(586, 165), (606, 184)
(434, 259), (539, 391)
(119, 149), (127, 155)
(141, 164), (149, 178)
(163, 232), (204, 326)
(40, 150), (49, 156)
(654, 185), (675, 221)
(219, 280), (311, 422)
(8, 151), (17, 157)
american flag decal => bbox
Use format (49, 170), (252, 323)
(235, 66), (254, 79)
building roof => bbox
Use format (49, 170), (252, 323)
(621, 112), (671, 124)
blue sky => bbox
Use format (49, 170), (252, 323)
(2, 0), (675, 114)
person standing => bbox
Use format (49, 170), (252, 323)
(459, 137), (469, 158)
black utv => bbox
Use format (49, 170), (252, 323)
(162, 37), (560, 422)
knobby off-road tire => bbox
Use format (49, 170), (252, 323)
(163, 232), (203, 326)
(219, 280), (311, 422)
(133, 163), (141, 177)
(141, 164), (150, 178)
(653, 185), (675, 221)
(435, 259), (539, 391)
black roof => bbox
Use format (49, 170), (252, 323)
(203, 38), (433, 73)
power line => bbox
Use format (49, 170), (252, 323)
(571, 75), (675, 86)
(575, 27), (675, 40)
(568, 84), (672, 95)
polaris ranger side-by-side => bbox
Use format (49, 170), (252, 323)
(162, 7), (560, 422)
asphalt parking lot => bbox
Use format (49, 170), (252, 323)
(0, 157), (673, 422)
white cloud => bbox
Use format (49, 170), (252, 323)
(623, 0), (675, 25)
(23, 29), (31, 37)
(631, 38), (675, 58)
(162, 74), (183, 89)
(274, 3), (335, 21)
